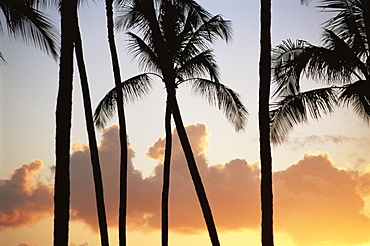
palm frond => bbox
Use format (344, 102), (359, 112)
(0, 51), (7, 65)
(270, 87), (338, 145)
(181, 14), (232, 54)
(176, 49), (220, 82)
(301, 0), (312, 5)
(115, 0), (152, 35)
(189, 78), (248, 132)
(115, 0), (131, 8)
(339, 79), (370, 121)
(272, 39), (311, 97)
(273, 33), (366, 99)
(171, 0), (212, 20)
(126, 32), (161, 74)
(319, 1), (364, 38)
(1, 0), (60, 60)
(319, 29), (366, 77)
(318, 0), (369, 58)
(94, 73), (154, 129)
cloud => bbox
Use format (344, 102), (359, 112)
(68, 124), (261, 233)
(69, 125), (145, 232)
(0, 159), (53, 229)
(288, 134), (370, 149)
(274, 153), (370, 245)
(3, 123), (370, 245)
(143, 123), (261, 233)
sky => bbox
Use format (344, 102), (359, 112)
(1, 0), (370, 246)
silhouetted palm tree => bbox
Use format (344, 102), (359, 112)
(0, 0), (59, 60)
(53, 0), (75, 244)
(259, 0), (273, 245)
(104, 0), (129, 244)
(72, 6), (110, 246)
(270, 0), (369, 144)
(95, 1), (248, 245)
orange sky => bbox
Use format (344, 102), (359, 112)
(1, 123), (370, 246)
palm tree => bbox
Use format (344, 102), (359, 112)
(104, 0), (129, 244)
(95, 1), (248, 245)
(259, 0), (273, 245)
(270, 0), (369, 145)
(0, 0), (59, 60)
(53, 0), (75, 244)
(72, 6), (110, 246)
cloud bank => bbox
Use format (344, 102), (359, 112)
(2, 124), (370, 245)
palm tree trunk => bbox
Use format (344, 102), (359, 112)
(53, 0), (75, 245)
(259, 0), (274, 245)
(167, 90), (220, 246)
(73, 10), (110, 246)
(161, 99), (172, 246)
(104, 1), (128, 245)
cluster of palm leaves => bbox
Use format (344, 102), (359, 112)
(270, 0), (370, 145)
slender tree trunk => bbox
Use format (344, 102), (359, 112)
(259, 0), (274, 245)
(167, 90), (220, 246)
(161, 99), (172, 246)
(73, 10), (110, 246)
(53, 0), (75, 245)
(104, 1), (128, 245)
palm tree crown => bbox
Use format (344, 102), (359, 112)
(270, 0), (370, 145)
(108, 0), (248, 130)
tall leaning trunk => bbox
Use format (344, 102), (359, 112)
(161, 99), (172, 246)
(105, 1), (128, 245)
(259, 0), (274, 245)
(73, 10), (110, 246)
(167, 90), (220, 246)
(53, 0), (75, 245)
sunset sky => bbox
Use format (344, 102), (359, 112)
(2, 0), (370, 246)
